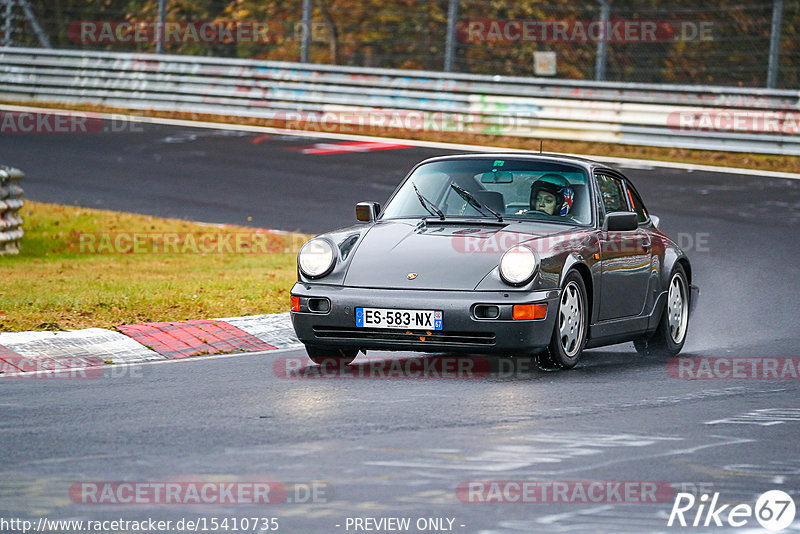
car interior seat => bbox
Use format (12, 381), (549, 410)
(569, 184), (589, 223)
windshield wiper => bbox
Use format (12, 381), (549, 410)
(412, 182), (445, 220)
(449, 184), (503, 222)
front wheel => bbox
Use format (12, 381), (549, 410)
(305, 345), (358, 366)
(634, 265), (689, 357)
(539, 271), (588, 369)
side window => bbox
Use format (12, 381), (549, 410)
(595, 174), (628, 223)
(625, 184), (649, 223)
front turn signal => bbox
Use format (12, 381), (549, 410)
(513, 303), (547, 320)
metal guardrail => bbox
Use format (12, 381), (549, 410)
(0, 166), (24, 255)
(1, 47), (799, 155)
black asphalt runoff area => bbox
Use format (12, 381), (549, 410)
(2, 122), (800, 532)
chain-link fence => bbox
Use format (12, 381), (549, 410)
(2, 0), (798, 89)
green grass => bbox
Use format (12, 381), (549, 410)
(0, 201), (306, 332)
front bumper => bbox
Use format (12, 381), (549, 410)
(290, 283), (560, 355)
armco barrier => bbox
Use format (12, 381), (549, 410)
(0, 47), (798, 155)
(0, 166), (24, 255)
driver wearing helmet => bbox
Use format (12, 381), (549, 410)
(530, 174), (574, 216)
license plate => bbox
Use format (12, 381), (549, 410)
(355, 308), (443, 330)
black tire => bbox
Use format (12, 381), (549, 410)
(634, 264), (689, 357)
(539, 271), (589, 369)
(306, 345), (358, 366)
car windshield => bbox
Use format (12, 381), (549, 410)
(380, 158), (593, 225)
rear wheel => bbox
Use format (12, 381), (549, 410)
(634, 265), (689, 357)
(539, 271), (588, 369)
(305, 345), (358, 366)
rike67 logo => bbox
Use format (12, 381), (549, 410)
(668, 490), (796, 531)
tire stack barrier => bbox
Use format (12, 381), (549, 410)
(0, 166), (24, 255)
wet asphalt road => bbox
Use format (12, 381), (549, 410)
(1, 122), (800, 532)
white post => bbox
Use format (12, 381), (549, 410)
(767, 0), (783, 88)
(3, 0), (14, 47)
(156, 0), (167, 54)
(444, 0), (459, 72)
(301, 0), (312, 62)
(594, 0), (610, 81)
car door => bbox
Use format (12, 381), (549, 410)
(595, 172), (652, 320)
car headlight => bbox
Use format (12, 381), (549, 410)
(499, 245), (538, 285)
(298, 238), (336, 278)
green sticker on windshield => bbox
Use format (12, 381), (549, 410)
(493, 160), (504, 167)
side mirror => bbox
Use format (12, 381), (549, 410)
(650, 215), (660, 229)
(356, 202), (380, 222)
(603, 211), (638, 231)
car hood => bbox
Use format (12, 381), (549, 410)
(343, 220), (578, 290)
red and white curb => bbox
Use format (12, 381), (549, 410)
(0, 328), (161, 371)
(0, 312), (298, 375)
(115, 319), (277, 359)
(287, 140), (413, 155)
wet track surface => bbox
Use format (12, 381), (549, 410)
(2, 123), (800, 532)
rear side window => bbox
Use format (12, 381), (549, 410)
(625, 184), (649, 223)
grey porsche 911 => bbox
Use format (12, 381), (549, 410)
(290, 153), (698, 369)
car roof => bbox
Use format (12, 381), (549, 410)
(417, 152), (604, 169)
